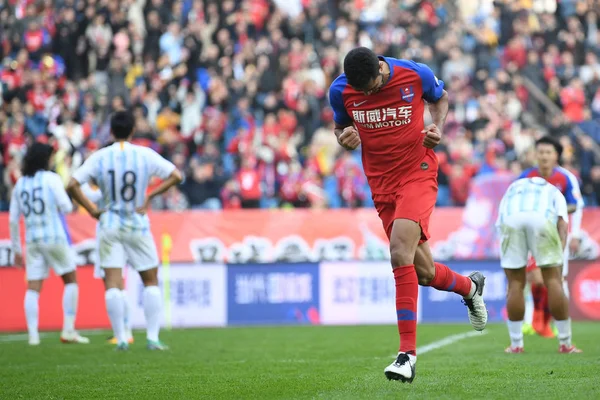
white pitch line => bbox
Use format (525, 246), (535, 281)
(0, 330), (110, 343)
(388, 330), (488, 358)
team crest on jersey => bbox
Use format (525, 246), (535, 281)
(400, 86), (414, 103)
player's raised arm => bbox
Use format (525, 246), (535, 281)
(67, 154), (102, 220)
(414, 62), (448, 149)
(328, 76), (360, 150)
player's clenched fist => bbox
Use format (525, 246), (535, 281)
(421, 124), (442, 149)
(338, 126), (361, 150)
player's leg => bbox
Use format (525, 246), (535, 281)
(499, 222), (527, 353)
(48, 244), (89, 344)
(58, 270), (89, 344)
(413, 243), (487, 331)
(127, 234), (167, 351)
(384, 217), (420, 383)
(99, 231), (129, 350)
(504, 268), (526, 353)
(534, 221), (581, 353)
(101, 273), (134, 344)
(24, 280), (43, 346)
(23, 246), (45, 345)
(119, 277), (133, 343)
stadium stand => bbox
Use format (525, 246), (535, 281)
(0, 0), (599, 210)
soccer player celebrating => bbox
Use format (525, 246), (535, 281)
(328, 47), (488, 383)
(497, 177), (581, 353)
(9, 142), (89, 345)
(519, 137), (584, 338)
(67, 111), (183, 351)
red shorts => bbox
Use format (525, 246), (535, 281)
(372, 153), (438, 243)
(526, 256), (538, 273)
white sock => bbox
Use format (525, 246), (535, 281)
(24, 290), (40, 339)
(143, 285), (162, 342)
(555, 318), (572, 347)
(507, 320), (524, 348)
(105, 288), (127, 344)
(62, 283), (78, 333)
(121, 290), (132, 338)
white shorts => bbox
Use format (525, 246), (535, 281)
(498, 212), (564, 270)
(25, 242), (76, 281)
(98, 229), (158, 272)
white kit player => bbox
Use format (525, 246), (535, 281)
(9, 142), (89, 345)
(67, 111), (183, 351)
(80, 180), (133, 345)
(497, 177), (582, 354)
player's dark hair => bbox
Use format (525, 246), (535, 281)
(343, 47), (380, 90)
(535, 136), (563, 159)
(110, 111), (135, 140)
(21, 142), (53, 177)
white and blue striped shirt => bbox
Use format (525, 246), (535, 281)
(72, 142), (175, 234)
(497, 177), (569, 226)
(9, 171), (73, 253)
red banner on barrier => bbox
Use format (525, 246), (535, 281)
(0, 266), (109, 332)
(1, 207), (599, 264)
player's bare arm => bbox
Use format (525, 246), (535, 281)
(334, 122), (361, 151)
(422, 90), (449, 149)
(567, 204), (577, 214)
(67, 178), (102, 220)
(557, 217), (568, 251)
(136, 169), (183, 215)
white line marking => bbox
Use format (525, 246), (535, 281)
(390, 330), (488, 358)
(0, 330), (111, 343)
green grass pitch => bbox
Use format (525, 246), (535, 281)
(1, 323), (599, 399)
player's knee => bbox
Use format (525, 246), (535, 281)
(416, 269), (435, 286)
(61, 271), (77, 284)
(390, 246), (413, 268)
(27, 280), (42, 292)
(413, 259), (435, 285)
(139, 267), (159, 286)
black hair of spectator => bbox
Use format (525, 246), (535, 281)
(21, 143), (53, 177)
(110, 111), (135, 140)
(343, 47), (380, 90)
(535, 136), (563, 160)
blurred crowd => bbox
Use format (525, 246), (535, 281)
(0, 0), (599, 211)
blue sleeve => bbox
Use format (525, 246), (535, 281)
(517, 169), (530, 180)
(414, 62), (445, 103)
(328, 76), (352, 126)
(563, 173), (577, 205)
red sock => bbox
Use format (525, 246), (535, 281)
(394, 265), (418, 355)
(531, 284), (548, 311)
(429, 262), (473, 297)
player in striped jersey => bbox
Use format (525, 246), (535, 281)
(80, 180), (133, 345)
(67, 111), (183, 351)
(9, 143), (89, 346)
(519, 136), (584, 337)
(497, 177), (581, 353)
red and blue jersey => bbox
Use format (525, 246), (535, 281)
(519, 166), (584, 237)
(328, 57), (445, 194)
